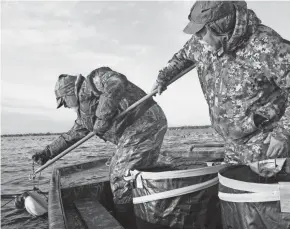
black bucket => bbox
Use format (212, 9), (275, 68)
(218, 158), (290, 229)
(127, 160), (226, 229)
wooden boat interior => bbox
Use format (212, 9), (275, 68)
(49, 158), (126, 229)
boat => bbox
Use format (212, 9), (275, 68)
(48, 157), (125, 229)
(48, 143), (225, 229)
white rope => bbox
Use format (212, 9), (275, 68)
(218, 173), (279, 193)
(218, 191), (280, 203)
(218, 158), (290, 204)
(133, 177), (218, 204)
(125, 164), (227, 182)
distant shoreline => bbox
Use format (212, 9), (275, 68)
(1, 125), (212, 137)
(1, 132), (63, 137)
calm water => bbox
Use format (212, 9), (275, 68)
(1, 130), (220, 229)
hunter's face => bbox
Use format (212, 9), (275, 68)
(196, 26), (223, 51)
(63, 95), (78, 109)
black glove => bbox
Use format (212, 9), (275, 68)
(31, 147), (51, 165)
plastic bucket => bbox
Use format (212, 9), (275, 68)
(218, 158), (290, 229)
(126, 161), (226, 229)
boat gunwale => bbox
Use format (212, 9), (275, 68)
(48, 158), (111, 229)
(48, 167), (67, 229)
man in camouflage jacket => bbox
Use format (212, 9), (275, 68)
(32, 67), (167, 226)
(153, 1), (290, 164)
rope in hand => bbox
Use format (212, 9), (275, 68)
(29, 161), (41, 189)
(30, 161), (48, 200)
(29, 161), (36, 181)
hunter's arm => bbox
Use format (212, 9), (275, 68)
(156, 35), (199, 87)
(47, 119), (90, 158)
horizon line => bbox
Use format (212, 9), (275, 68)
(1, 125), (214, 137)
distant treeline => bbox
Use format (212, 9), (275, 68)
(168, 125), (212, 130)
(1, 132), (63, 137)
(1, 125), (212, 137)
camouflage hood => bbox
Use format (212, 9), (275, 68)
(225, 2), (261, 52)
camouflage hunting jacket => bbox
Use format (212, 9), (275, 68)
(157, 5), (290, 163)
(48, 67), (156, 157)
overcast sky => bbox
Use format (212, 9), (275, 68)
(2, 1), (290, 134)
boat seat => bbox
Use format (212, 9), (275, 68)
(74, 199), (124, 229)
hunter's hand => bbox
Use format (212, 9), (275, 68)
(93, 119), (109, 142)
(151, 81), (166, 95)
(264, 133), (288, 158)
(31, 148), (50, 165)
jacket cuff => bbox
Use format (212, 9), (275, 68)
(157, 69), (171, 87)
(93, 118), (111, 136)
(44, 146), (52, 158)
(47, 136), (68, 158)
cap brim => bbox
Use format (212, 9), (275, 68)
(183, 21), (205, 34)
(56, 98), (64, 109)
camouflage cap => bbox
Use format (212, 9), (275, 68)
(183, 1), (236, 34)
(54, 74), (77, 108)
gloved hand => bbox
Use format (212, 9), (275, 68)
(151, 81), (167, 95)
(264, 133), (289, 158)
(249, 158), (286, 178)
(31, 147), (51, 165)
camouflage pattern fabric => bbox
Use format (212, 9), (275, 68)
(157, 4), (290, 164)
(47, 67), (167, 204)
(110, 104), (167, 204)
